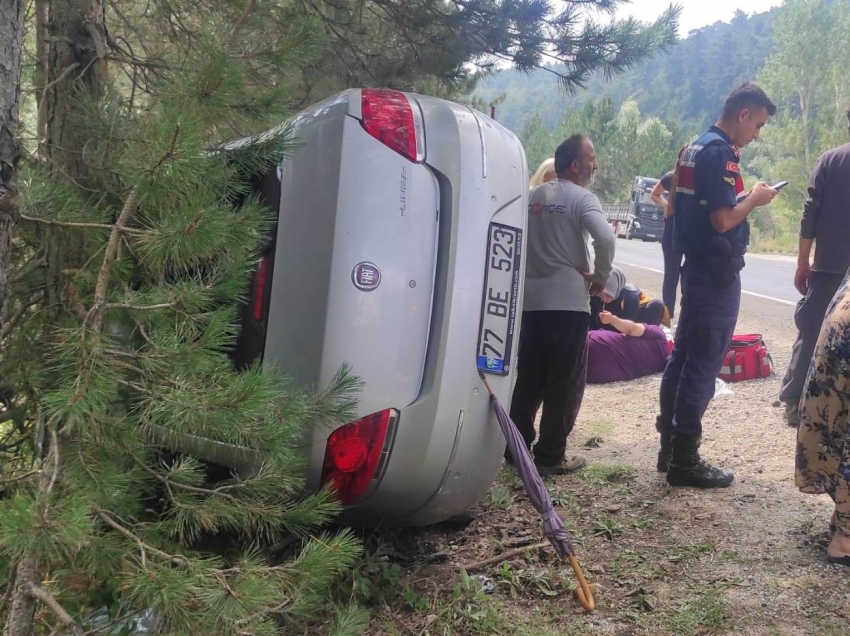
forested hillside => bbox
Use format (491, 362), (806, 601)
(475, 9), (778, 134)
(479, 0), (850, 252)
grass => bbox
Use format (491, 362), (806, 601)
(662, 587), (728, 634)
(585, 419), (617, 436)
(581, 462), (635, 485)
(590, 516), (623, 540)
(488, 484), (513, 510)
(357, 452), (836, 636)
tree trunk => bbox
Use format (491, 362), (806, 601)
(4, 1), (107, 634)
(35, 0), (50, 146)
(42, 0), (107, 310)
(43, 0), (107, 181)
(0, 0), (25, 325)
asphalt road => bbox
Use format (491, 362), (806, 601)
(613, 238), (800, 307)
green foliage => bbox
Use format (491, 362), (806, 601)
(1, 2), (366, 634)
(489, 0), (850, 251)
(747, 0), (850, 249)
(519, 98), (684, 202)
(476, 7), (778, 135)
(519, 114), (555, 179)
(291, 1), (679, 101)
(488, 484), (514, 510)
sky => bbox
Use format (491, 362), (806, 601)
(616, 0), (785, 36)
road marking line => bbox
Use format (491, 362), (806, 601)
(738, 290), (796, 307)
(616, 260), (798, 307)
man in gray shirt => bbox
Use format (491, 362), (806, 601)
(509, 134), (615, 475)
(780, 109), (850, 425)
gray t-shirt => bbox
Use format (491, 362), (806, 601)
(523, 179), (616, 313)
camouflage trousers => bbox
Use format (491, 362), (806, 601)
(796, 273), (850, 537)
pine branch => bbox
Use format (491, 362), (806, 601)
(147, 125), (181, 175)
(45, 428), (60, 496)
(0, 470), (40, 488)
(105, 53), (167, 70)
(88, 187), (138, 335)
(0, 562), (16, 620)
(228, 0), (258, 49)
(26, 585), (83, 636)
(93, 507), (189, 569)
(102, 302), (175, 312)
(128, 453), (240, 504)
(203, 0), (258, 96)
(18, 214), (147, 235)
(114, 378), (155, 396)
(36, 63), (80, 147)
(0, 292), (42, 345)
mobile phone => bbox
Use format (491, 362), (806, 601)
(771, 180), (789, 191)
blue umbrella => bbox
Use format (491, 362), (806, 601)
(480, 373), (595, 611)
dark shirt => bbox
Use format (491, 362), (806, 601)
(587, 325), (670, 384)
(659, 171), (674, 192)
(673, 126), (747, 256)
(607, 286), (641, 321)
(799, 142), (850, 274)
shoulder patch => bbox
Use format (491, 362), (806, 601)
(723, 176), (736, 186)
(726, 161), (739, 173)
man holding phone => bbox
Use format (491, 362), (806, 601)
(779, 108), (850, 426)
(655, 83), (779, 489)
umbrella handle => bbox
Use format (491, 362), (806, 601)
(478, 373), (495, 398)
(568, 554), (595, 612)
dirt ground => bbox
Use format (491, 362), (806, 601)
(361, 264), (849, 636)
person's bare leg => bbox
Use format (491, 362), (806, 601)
(827, 529), (850, 559)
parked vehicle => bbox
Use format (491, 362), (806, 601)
(627, 176), (665, 242)
(602, 203), (632, 238)
(165, 89), (529, 527)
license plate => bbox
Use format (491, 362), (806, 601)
(477, 223), (522, 375)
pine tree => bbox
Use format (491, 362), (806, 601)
(0, 2), (366, 634)
(0, 0), (25, 327)
(518, 114), (556, 176)
(299, 0), (680, 94)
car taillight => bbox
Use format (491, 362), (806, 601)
(360, 89), (424, 163)
(251, 254), (271, 321)
(320, 408), (397, 505)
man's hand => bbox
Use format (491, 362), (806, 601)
(794, 261), (812, 296)
(580, 270), (607, 297)
(599, 310), (615, 325)
(748, 181), (780, 207)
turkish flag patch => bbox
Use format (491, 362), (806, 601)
(726, 161), (739, 173)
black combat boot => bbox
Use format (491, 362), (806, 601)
(666, 435), (734, 488)
(656, 433), (672, 473)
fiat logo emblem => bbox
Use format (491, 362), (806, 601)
(352, 262), (381, 291)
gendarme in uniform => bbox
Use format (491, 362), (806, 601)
(656, 126), (746, 479)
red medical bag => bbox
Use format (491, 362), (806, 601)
(718, 334), (773, 382)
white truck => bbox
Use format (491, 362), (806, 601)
(602, 203), (633, 238)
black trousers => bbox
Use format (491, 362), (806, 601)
(779, 271), (845, 405)
(508, 310), (589, 467)
(662, 217), (683, 319)
(657, 265), (740, 439)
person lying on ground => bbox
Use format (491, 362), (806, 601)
(587, 311), (671, 384)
